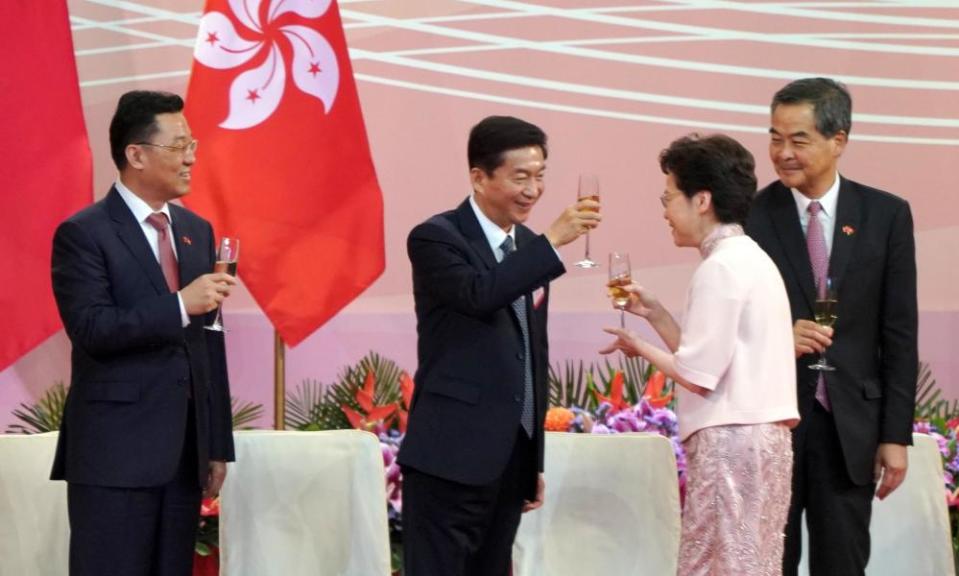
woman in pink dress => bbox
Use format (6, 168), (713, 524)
(601, 134), (800, 575)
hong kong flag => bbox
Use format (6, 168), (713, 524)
(184, 0), (384, 346)
(0, 1), (92, 371)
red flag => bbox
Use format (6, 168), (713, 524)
(0, 1), (92, 371)
(184, 0), (385, 346)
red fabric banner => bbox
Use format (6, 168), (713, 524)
(184, 0), (385, 346)
(0, 1), (92, 371)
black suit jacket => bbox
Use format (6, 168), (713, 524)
(398, 199), (565, 488)
(746, 177), (917, 486)
(50, 187), (234, 488)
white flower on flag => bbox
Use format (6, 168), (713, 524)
(194, 0), (339, 130)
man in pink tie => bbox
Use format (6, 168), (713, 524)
(746, 78), (918, 576)
(50, 91), (236, 576)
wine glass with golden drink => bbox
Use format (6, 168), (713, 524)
(205, 237), (239, 332)
(608, 252), (631, 328)
(575, 174), (600, 268)
(809, 277), (837, 371)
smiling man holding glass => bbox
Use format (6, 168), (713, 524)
(746, 77), (918, 576)
(50, 90), (236, 576)
(398, 115), (600, 576)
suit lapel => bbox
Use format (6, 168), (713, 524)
(455, 199), (531, 336)
(827, 177), (861, 295)
(768, 183), (817, 312)
(454, 199), (497, 271)
(106, 187), (170, 295)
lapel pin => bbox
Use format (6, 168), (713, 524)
(182, 235), (193, 245)
(841, 225), (855, 236)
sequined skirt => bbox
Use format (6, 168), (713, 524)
(678, 423), (793, 576)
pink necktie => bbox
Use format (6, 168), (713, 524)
(146, 213), (180, 293)
(806, 201), (831, 411)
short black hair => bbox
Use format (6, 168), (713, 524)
(467, 116), (547, 175)
(109, 90), (184, 170)
(658, 134), (757, 225)
(771, 77), (852, 137)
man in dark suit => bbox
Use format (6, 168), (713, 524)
(746, 78), (918, 575)
(398, 116), (600, 575)
(50, 90), (236, 576)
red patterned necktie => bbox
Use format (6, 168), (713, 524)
(146, 212), (180, 293)
(806, 201), (831, 411)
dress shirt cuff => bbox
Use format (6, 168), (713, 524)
(176, 293), (190, 327)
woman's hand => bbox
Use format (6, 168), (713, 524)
(621, 283), (661, 319)
(599, 326), (647, 358)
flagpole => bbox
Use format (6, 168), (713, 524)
(274, 330), (285, 430)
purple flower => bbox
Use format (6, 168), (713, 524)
(592, 423), (611, 435)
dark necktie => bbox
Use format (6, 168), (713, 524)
(146, 212), (180, 293)
(500, 236), (535, 437)
(806, 201), (831, 411)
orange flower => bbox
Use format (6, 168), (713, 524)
(544, 407), (575, 431)
(593, 371), (631, 413)
(644, 370), (673, 409)
(842, 225), (855, 236)
(342, 370), (397, 431)
(396, 372), (416, 433)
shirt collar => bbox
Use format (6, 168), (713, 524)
(115, 179), (172, 224)
(791, 172), (840, 218)
(469, 194), (514, 254)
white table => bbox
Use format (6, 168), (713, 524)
(219, 430), (392, 576)
(0, 432), (68, 576)
(514, 432), (682, 576)
(1, 431), (952, 576)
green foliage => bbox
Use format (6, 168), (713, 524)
(284, 351), (405, 431)
(547, 360), (593, 409)
(6, 381), (262, 433)
(915, 362), (959, 421)
(548, 355), (664, 409)
(285, 378), (330, 431)
(195, 502), (220, 557)
(6, 381), (68, 434)
(231, 397), (265, 430)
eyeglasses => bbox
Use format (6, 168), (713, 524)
(659, 191), (681, 207)
(137, 139), (198, 155)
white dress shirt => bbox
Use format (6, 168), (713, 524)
(115, 180), (190, 326)
(469, 194), (515, 263)
(791, 173), (840, 257)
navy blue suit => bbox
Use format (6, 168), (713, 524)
(399, 199), (565, 575)
(51, 187), (234, 575)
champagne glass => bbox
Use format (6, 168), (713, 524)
(575, 174), (600, 268)
(607, 252), (631, 328)
(809, 277), (837, 371)
(205, 237), (239, 332)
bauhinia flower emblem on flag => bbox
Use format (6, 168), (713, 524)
(193, 0), (340, 129)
